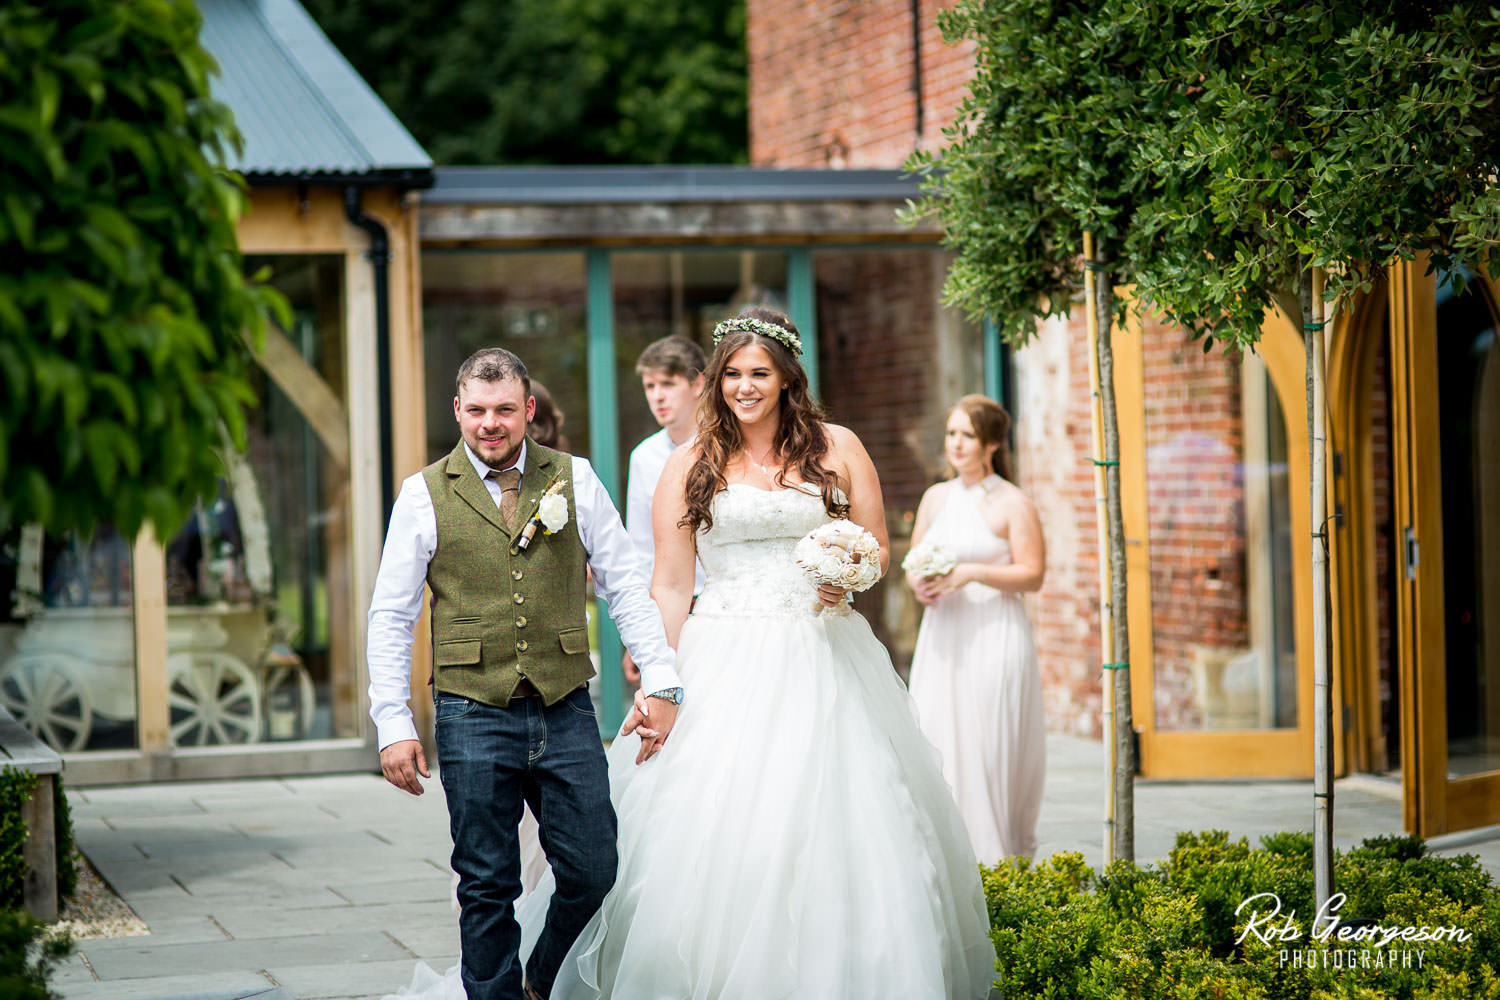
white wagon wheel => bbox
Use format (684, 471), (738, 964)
(169, 651), (262, 746)
(260, 660), (317, 740)
(0, 654), (94, 752)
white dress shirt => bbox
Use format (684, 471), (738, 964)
(625, 428), (705, 593)
(367, 441), (682, 750)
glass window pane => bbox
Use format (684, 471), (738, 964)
(1435, 273), (1500, 776)
(160, 254), (353, 746)
(813, 248), (984, 676)
(1148, 346), (1298, 731)
(423, 251), (590, 464)
(0, 525), (137, 752)
(613, 250), (787, 468)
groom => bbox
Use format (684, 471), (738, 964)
(367, 347), (683, 1000)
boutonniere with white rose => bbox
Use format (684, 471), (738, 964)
(516, 478), (569, 552)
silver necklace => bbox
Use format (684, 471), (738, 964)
(748, 445), (780, 476)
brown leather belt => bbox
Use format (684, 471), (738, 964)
(513, 677), (541, 698)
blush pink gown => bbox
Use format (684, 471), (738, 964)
(908, 474), (1046, 863)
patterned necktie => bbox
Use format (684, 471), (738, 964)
(491, 467), (521, 529)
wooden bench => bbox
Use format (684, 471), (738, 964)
(0, 706), (62, 921)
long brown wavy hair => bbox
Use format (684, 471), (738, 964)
(681, 307), (849, 534)
(950, 394), (1014, 481)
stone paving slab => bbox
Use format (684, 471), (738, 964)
(80, 931), (407, 981)
(323, 874), (454, 907)
(52, 733), (1500, 1000)
(271, 957), (456, 1000)
(53, 972), (279, 1000)
(207, 900), (454, 942)
(384, 921), (462, 960)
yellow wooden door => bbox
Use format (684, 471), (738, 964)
(1391, 261), (1500, 836)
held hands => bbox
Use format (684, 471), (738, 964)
(622, 689), (681, 764)
(380, 739), (430, 796)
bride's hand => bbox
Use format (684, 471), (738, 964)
(622, 689), (680, 764)
(816, 583), (849, 608)
(621, 689), (658, 740)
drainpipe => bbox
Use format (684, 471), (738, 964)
(344, 186), (395, 524)
(910, 0), (925, 139)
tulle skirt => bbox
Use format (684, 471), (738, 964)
(386, 605), (995, 999)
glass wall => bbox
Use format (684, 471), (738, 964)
(419, 244), (985, 719)
(1147, 346), (1298, 731)
(423, 252), (590, 463)
(813, 248), (984, 675)
(612, 251), (788, 480)
(1434, 274), (1499, 776)
(155, 254), (355, 746)
(0, 526), (137, 751)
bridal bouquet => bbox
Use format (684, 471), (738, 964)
(794, 519), (883, 612)
(901, 541), (957, 579)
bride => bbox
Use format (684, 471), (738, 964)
(393, 307), (995, 999)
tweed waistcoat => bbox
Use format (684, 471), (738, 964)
(422, 439), (592, 707)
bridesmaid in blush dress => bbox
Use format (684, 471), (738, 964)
(906, 395), (1047, 863)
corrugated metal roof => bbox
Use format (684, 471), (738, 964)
(198, 0), (432, 181)
(427, 166), (924, 204)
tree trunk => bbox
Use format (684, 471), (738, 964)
(1302, 261), (1335, 906)
(1094, 239), (1135, 864)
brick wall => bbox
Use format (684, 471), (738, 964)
(1015, 312), (1108, 736)
(748, 0), (975, 167)
(814, 248), (984, 671)
(746, 1), (1256, 742)
(1139, 318), (1248, 732)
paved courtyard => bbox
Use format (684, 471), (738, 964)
(49, 733), (1500, 999)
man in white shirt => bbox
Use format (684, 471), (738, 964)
(621, 336), (705, 683)
(367, 348), (681, 1000)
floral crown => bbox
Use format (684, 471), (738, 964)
(711, 315), (803, 357)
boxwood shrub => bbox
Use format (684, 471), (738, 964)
(985, 831), (1499, 999)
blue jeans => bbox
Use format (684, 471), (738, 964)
(435, 686), (617, 1000)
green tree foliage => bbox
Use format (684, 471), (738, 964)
(1132, 1), (1500, 342)
(301, 0), (747, 166)
(0, 0), (285, 542)
(911, 0), (1500, 347)
(906, 1), (1181, 343)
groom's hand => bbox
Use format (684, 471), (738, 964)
(380, 739), (430, 796)
(622, 690), (680, 764)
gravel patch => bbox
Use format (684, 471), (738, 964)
(51, 849), (149, 940)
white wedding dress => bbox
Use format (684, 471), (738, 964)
(386, 483), (995, 1000)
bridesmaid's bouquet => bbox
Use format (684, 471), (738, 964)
(794, 519), (883, 612)
(902, 541), (957, 579)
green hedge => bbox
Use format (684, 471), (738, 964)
(0, 768), (77, 911)
(0, 908), (70, 1000)
(986, 831), (1500, 1000)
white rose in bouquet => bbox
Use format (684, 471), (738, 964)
(902, 541), (957, 579)
(793, 518), (884, 613)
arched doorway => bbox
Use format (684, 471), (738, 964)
(1333, 261), (1500, 836)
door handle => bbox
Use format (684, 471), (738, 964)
(1403, 526), (1419, 581)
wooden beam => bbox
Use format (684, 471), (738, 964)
(252, 323), (351, 471)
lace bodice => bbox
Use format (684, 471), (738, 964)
(692, 483), (840, 619)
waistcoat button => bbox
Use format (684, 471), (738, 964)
(512, 569), (523, 581)
(513, 593), (524, 605)
(516, 639), (529, 652)
(516, 616), (527, 628)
